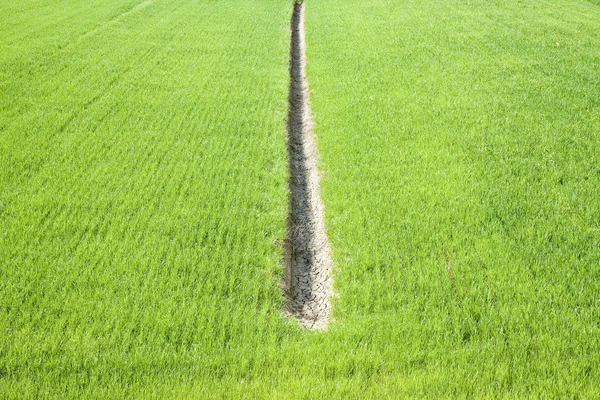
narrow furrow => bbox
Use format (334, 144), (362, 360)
(283, 2), (333, 330)
(64, 0), (156, 50)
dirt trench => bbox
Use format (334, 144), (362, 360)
(282, 2), (333, 330)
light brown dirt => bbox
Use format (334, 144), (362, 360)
(282, 2), (333, 330)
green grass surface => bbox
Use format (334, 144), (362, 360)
(2, 0), (600, 397)
(1, 0), (295, 396)
(308, 0), (600, 396)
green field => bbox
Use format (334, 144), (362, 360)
(2, 0), (600, 397)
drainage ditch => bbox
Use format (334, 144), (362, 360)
(282, 2), (333, 330)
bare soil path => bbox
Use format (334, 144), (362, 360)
(283, 2), (333, 330)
